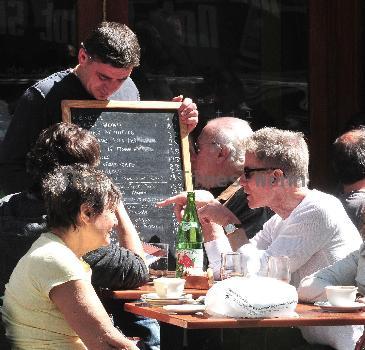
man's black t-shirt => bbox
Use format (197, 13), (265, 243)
(0, 70), (139, 194)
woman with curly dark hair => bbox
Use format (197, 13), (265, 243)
(0, 123), (159, 350)
(26, 122), (100, 195)
(2, 165), (139, 349)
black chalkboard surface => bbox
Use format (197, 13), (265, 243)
(61, 100), (192, 263)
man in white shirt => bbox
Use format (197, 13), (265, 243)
(198, 127), (362, 349)
(161, 127), (363, 349)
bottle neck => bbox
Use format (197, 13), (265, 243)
(186, 192), (195, 209)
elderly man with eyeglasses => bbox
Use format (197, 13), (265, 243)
(160, 127), (364, 349)
(159, 116), (272, 239)
(158, 116), (274, 350)
(199, 127), (363, 350)
(198, 127), (360, 281)
(0, 21), (198, 195)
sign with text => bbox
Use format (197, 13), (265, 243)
(1, 0), (77, 76)
(62, 100), (192, 257)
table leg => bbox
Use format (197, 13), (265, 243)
(160, 323), (185, 350)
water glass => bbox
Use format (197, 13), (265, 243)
(220, 252), (245, 280)
(146, 243), (169, 278)
(267, 256), (291, 283)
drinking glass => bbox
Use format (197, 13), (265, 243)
(146, 243), (169, 278)
(267, 256), (291, 283)
(220, 252), (245, 280)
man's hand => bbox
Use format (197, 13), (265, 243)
(173, 95), (198, 134)
(198, 200), (241, 227)
(115, 201), (146, 261)
(156, 190), (214, 221)
(356, 296), (365, 304)
(200, 221), (227, 243)
(123, 337), (141, 350)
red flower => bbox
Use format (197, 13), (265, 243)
(178, 253), (194, 268)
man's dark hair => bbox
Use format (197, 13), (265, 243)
(43, 165), (121, 230)
(83, 21), (140, 68)
(333, 127), (365, 185)
(26, 122), (100, 195)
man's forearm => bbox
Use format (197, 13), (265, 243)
(227, 227), (250, 251)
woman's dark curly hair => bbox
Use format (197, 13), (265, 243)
(26, 122), (100, 195)
(42, 164), (121, 230)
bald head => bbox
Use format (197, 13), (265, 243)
(192, 117), (252, 189)
(206, 117), (253, 143)
(333, 127), (365, 185)
(204, 117), (253, 163)
(337, 128), (365, 145)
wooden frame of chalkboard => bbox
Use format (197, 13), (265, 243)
(61, 100), (192, 263)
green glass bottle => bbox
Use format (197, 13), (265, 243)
(175, 191), (204, 277)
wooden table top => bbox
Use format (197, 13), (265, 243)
(124, 302), (365, 329)
(106, 284), (208, 300)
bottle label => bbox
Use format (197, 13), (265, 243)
(181, 221), (198, 231)
(176, 249), (204, 277)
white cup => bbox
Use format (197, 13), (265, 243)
(325, 285), (358, 306)
(153, 277), (186, 298)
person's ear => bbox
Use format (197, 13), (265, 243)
(273, 169), (284, 178)
(270, 169), (284, 186)
(78, 48), (88, 64)
(217, 145), (230, 164)
(79, 203), (92, 224)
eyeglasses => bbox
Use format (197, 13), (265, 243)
(243, 167), (278, 179)
(192, 140), (221, 154)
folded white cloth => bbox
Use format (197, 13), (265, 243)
(205, 276), (298, 318)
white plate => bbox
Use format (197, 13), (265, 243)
(141, 293), (193, 306)
(163, 304), (206, 314)
(141, 293), (188, 301)
(314, 301), (365, 312)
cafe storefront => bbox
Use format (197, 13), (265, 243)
(0, 0), (363, 191)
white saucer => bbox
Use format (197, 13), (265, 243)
(163, 304), (206, 314)
(314, 301), (365, 312)
(142, 293), (188, 301)
(141, 293), (193, 305)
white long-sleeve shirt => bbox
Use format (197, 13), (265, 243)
(298, 246), (365, 350)
(205, 189), (362, 286)
(205, 189), (363, 350)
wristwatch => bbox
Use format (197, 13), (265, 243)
(223, 223), (244, 235)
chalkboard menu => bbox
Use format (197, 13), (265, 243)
(62, 100), (192, 260)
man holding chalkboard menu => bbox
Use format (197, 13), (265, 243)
(0, 21), (198, 195)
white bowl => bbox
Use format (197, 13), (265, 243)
(153, 277), (186, 298)
(325, 285), (357, 306)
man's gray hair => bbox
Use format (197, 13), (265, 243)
(246, 127), (309, 186)
(207, 117), (253, 169)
